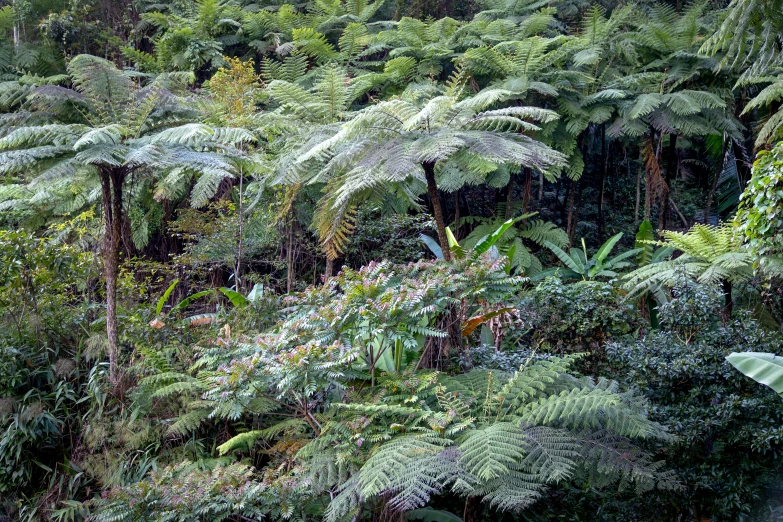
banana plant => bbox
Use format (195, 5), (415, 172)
(421, 218), (516, 271)
(149, 280), (264, 328)
(421, 219), (516, 339)
(726, 352), (783, 398)
(534, 232), (640, 281)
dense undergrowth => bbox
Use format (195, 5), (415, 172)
(1, 0), (783, 520)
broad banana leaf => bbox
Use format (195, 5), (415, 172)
(726, 352), (783, 395)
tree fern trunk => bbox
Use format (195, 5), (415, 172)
(101, 168), (125, 385)
(721, 279), (733, 324)
(453, 190), (460, 241)
(659, 133), (677, 230)
(505, 175), (514, 219)
(325, 257), (334, 279)
(423, 161), (451, 262)
(235, 166), (244, 291)
(704, 136), (728, 223)
(598, 124), (607, 242)
(538, 170), (544, 202)
(522, 167), (532, 213)
(566, 179), (579, 245)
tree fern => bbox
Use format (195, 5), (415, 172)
(297, 354), (675, 516)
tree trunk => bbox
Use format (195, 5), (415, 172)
(286, 214), (294, 292)
(235, 167), (244, 291)
(423, 161), (451, 261)
(521, 167), (533, 214)
(570, 179), (583, 244)
(505, 175), (514, 219)
(704, 137), (728, 224)
(658, 133), (678, 231)
(453, 190), (461, 241)
(12, 0), (19, 47)
(635, 156), (642, 227)
(325, 257), (334, 279)
(560, 179), (571, 226)
(598, 124), (607, 242)
(100, 168), (125, 385)
(721, 279), (733, 324)
(538, 170), (544, 202)
(566, 179), (578, 245)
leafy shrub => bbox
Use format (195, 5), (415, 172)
(516, 277), (638, 354)
(0, 228), (97, 494)
(342, 210), (435, 267)
(606, 282), (783, 520)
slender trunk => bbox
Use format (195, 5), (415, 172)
(560, 179), (571, 225)
(101, 168), (124, 385)
(598, 124), (607, 242)
(721, 279), (733, 324)
(704, 137), (728, 223)
(12, 0), (19, 47)
(643, 132), (658, 221)
(235, 167), (244, 291)
(566, 179), (578, 245)
(463, 496), (479, 522)
(538, 170), (544, 202)
(325, 257), (334, 279)
(521, 167), (533, 214)
(570, 180), (583, 243)
(659, 133), (677, 231)
(670, 198), (689, 228)
(505, 175), (514, 220)
(568, 134), (586, 243)
(635, 159), (642, 227)
(703, 170), (720, 224)
(453, 190), (460, 240)
(423, 161), (451, 261)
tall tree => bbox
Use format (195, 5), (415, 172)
(294, 76), (567, 262)
(0, 55), (251, 383)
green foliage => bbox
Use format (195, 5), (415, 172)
(90, 462), (270, 522)
(2, 0), (783, 520)
(735, 142), (783, 277)
(458, 210), (568, 275)
(346, 210), (435, 266)
(606, 282), (783, 520)
(537, 233), (639, 280)
(0, 225), (98, 496)
(298, 355), (677, 518)
(294, 82), (567, 258)
(517, 277), (638, 354)
(727, 352), (783, 397)
(623, 223), (753, 300)
(0, 55), (253, 223)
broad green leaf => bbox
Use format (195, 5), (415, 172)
(446, 227), (466, 259)
(544, 241), (584, 274)
(246, 283), (264, 302)
(595, 232), (623, 264)
(474, 219), (514, 255)
(156, 278), (179, 315)
(170, 290), (213, 313)
(420, 233), (444, 259)
(220, 287), (249, 307)
(727, 352), (783, 395)
(635, 220), (654, 266)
